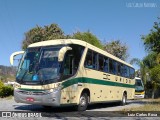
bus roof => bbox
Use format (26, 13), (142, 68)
(28, 39), (133, 68)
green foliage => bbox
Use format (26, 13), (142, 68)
(156, 53), (160, 64)
(0, 85), (14, 98)
(130, 53), (159, 93)
(0, 81), (4, 90)
(150, 65), (160, 98)
(142, 17), (160, 53)
(143, 52), (158, 69)
(72, 31), (103, 49)
(0, 81), (4, 97)
(0, 81), (13, 97)
(140, 18), (160, 98)
(104, 40), (129, 61)
(150, 65), (160, 86)
(130, 58), (148, 86)
(22, 24), (66, 50)
(22, 24), (130, 61)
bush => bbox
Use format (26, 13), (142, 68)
(0, 82), (13, 97)
(0, 80), (4, 88)
(0, 81), (4, 97)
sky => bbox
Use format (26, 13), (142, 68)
(0, 0), (160, 69)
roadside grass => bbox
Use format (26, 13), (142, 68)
(123, 98), (160, 111)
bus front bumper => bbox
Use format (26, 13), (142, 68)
(134, 94), (145, 99)
(14, 88), (61, 106)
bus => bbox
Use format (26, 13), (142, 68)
(135, 77), (145, 99)
(10, 39), (135, 111)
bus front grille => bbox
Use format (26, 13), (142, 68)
(17, 90), (46, 95)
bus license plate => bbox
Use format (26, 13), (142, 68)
(26, 97), (34, 102)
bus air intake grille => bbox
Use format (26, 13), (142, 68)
(18, 90), (46, 95)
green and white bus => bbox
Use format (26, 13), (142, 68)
(10, 39), (135, 111)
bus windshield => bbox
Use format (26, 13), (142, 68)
(135, 79), (144, 92)
(16, 47), (61, 84)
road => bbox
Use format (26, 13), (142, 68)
(0, 97), (145, 112)
(0, 97), (159, 120)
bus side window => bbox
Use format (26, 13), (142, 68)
(112, 60), (117, 75)
(129, 68), (135, 79)
(126, 66), (130, 78)
(109, 59), (117, 74)
(84, 49), (98, 70)
(124, 65), (129, 78)
(98, 54), (104, 71)
(103, 57), (109, 73)
(63, 53), (74, 75)
(123, 65), (126, 77)
(62, 45), (85, 80)
(85, 50), (93, 69)
(93, 51), (98, 69)
(121, 64), (125, 77)
(109, 59), (113, 74)
(117, 62), (121, 76)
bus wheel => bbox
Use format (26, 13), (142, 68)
(121, 93), (127, 106)
(77, 93), (88, 111)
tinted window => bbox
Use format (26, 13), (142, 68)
(98, 54), (104, 71)
(129, 68), (135, 79)
(85, 49), (98, 70)
(84, 49), (134, 79)
(113, 60), (117, 75)
(103, 57), (109, 73)
(121, 64), (125, 77)
(117, 62), (121, 76)
(109, 59), (116, 74)
(85, 50), (93, 69)
(109, 59), (113, 73)
(126, 66), (130, 78)
(93, 51), (98, 69)
(62, 45), (84, 79)
(124, 65), (130, 78)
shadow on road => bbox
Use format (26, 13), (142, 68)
(14, 102), (128, 117)
(13, 100), (148, 117)
(14, 101), (133, 112)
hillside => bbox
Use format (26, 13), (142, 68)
(0, 65), (17, 82)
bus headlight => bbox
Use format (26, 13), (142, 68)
(45, 87), (62, 94)
(53, 83), (63, 93)
(53, 87), (61, 93)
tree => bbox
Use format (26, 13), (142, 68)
(22, 25), (104, 50)
(130, 53), (160, 98)
(156, 53), (160, 64)
(130, 58), (148, 87)
(150, 65), (160, 98)
(141, 18), (160, 98)
(22, 24), (66, 49)
(143, 52), (158, 69)
(72, 31), (104, 49)
(142, 17), (160, 53)
(104, 40), (129, 61)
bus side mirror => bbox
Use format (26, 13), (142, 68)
(10, 51), (25, 65)
(58, 47), (72, 62)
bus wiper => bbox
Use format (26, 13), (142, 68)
(41, 76), (60, 85)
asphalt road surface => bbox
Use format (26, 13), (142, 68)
(0, 97), (159, 120)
